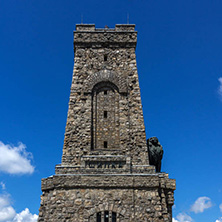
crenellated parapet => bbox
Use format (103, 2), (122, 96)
(74, 24), (137, 50)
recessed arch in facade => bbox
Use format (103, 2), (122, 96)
(91, 81), (120, 150)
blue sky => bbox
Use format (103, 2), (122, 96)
(0, 0), (222, 221)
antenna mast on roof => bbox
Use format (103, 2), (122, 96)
(81, 14), (83, 24)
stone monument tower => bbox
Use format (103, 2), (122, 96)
(38, 24), (176, 222)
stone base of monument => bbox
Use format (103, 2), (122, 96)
(38, 172), (175, 222)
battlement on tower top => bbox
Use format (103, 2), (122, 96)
(74, 24), (137, 50)
(75, 24), (136, 32)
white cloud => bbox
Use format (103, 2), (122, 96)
(173, 218), (179, 222)
(176, 213), (193, 222)
(0, 194), (16, 222)
(219, 203), (222, 213)
(0, 183), (5, 191)
(0, 193), (37, 222)
(13, 208), (38, 222)
(0, 142), (34, 175)
(190, 196), (212, 213)
(218, 77), (222, 101)
(216, 217), (222, 222)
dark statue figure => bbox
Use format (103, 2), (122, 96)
(147, 137), (163, 173)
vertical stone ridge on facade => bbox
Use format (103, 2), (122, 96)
(38, 24), (176, 222)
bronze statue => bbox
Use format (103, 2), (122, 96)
(147, 137), (163, 173)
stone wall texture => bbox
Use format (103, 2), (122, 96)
(38, 24), (176, 222)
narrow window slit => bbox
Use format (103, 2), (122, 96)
(104, 211), (109, 222)
(104, 90), (107, 95)
(104, 141), (108, 148)
(112, 212), (117, 222)
(104, 55), (108, 61)
(96, 212), (101, 222)
(104, 111), (107, 118)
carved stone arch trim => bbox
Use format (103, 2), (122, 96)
(92, 81), (119, 93)
(84, 69), (127, 93)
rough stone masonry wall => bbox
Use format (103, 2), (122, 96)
(38, 174), (175, 222)
(61, 24), (148, 167)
